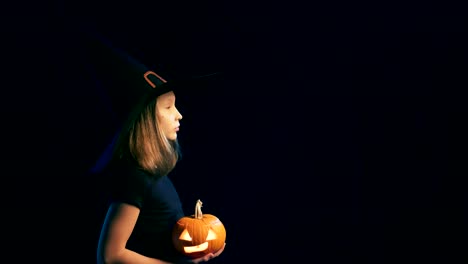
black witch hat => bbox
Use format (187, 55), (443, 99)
(80, 30), (220, 126)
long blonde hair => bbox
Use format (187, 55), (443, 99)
(111, 94), (180, 177)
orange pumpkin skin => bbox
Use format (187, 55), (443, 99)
(172, 201), (226, 259)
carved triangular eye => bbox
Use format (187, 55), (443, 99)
(206, 229), (217, 240)
(179, 229), (192, 241)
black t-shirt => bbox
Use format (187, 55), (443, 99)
(109, 161), (189, 263)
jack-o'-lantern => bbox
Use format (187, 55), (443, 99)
(172, 199), (226, 258)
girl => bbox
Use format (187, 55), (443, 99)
(83, 31), (225, 264)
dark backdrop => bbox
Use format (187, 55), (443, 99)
(3, 1), (466, 263)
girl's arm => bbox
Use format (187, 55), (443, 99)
(97, 202), (173, 264)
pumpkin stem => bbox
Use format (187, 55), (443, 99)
(195, 199), (203, 219)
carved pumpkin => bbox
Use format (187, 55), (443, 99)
(172, 199), (226, 258)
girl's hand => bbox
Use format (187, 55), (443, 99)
(189, 243), (226, 263)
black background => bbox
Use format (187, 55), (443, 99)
(2, 1), (467, 263)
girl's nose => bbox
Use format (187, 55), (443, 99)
(176, 109), (183, 120)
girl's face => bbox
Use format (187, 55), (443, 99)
(156, 91), (183, 140)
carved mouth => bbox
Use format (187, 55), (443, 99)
(183, 242), (209, 253)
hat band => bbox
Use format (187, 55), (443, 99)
(144, 71), (167, 88)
